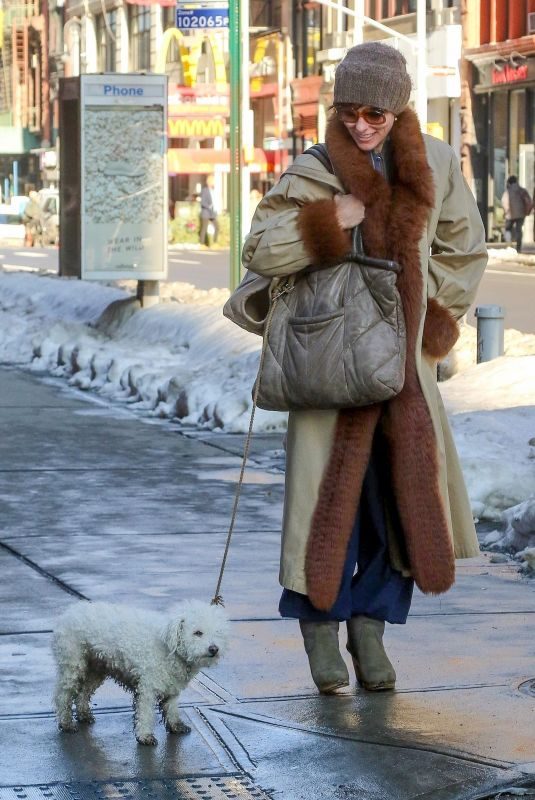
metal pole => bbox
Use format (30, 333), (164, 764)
(241, 1), (251, 248)
(229, 0), (242, 291)
(475, 305), (505, 363)
(353, 0), (364, 45)
(416, 0), (427, 130)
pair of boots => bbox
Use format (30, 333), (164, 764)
(299, 617), (396, 693)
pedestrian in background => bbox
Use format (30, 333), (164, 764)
(501, 175), (533, 253)
(22, 190), (40, 247)
(241, 42), (487, 695)
(199, 174), (219, 246)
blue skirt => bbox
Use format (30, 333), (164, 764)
(279, 430), (414, 624)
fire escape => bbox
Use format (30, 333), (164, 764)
(1, 0), (48, 138)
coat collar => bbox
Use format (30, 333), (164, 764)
(325, 108), (435, 260)
(305, 109), (456, 611)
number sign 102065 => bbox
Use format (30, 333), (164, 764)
(176, 9), (229, 29)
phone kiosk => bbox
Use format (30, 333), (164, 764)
(59, 74), (168, 301)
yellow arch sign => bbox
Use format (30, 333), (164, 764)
(168, 118), (226, 138)
(156, 29), (227, 88)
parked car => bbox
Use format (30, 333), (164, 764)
(0, 204), (26, 244)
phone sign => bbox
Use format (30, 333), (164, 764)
(176, 7), (229, 29)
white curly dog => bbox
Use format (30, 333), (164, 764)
(52, 599), (228, 745)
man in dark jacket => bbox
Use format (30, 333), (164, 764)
(199, 174), (219, 246)
(501, 175), (533, 253)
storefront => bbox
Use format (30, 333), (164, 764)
(166, 82), (229, 207)
(470, 55), (535, 243)
(290, 75), (323, 151)
(250, 31), (292, 191)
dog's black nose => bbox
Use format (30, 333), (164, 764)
(208, 645), (219, 656)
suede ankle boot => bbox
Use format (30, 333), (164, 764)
(299, 620), (350, 694)
(346, 615), (396, 691)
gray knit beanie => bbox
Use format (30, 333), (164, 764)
(334, 42), (412, 114)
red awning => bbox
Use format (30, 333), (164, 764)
(126, 0), (175, 6)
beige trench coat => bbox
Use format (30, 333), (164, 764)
(242, 135), (488, 595)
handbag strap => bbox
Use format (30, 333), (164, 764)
(304, 143), (334, 173)
(282, 163), (343, 193)
(349, 226), (402, 273)
(211, 280), (294, 607)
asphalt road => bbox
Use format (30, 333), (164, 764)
(1, 243), (533, 333)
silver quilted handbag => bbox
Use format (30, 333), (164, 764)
(255, 226), (406, 411)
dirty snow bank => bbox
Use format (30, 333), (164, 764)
(440, 321), (535, 379)
(0, 271), (283, 433)
(439, 355), (535, 540)
(482, 498), (535, 572)
(487, 247), (535, 267)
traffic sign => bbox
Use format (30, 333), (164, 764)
(176, 5), (229, 29)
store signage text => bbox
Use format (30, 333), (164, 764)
(176, 8), (229, 30)
(104, 85), (144, 97)
(168, 118), (225, 138)
(491, 64), (528, 84)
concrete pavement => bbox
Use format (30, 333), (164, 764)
(1, 366), (534, 800)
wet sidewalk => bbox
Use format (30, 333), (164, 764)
(0, 366), (534, 800)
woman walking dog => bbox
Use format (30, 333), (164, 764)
(239, 43), (487, 694)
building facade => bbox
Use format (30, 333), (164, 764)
(0, 0), (52, 197)
(464, 0), (535, 243)
(291, 1), (462, 154)
(6, 0), (523, 232)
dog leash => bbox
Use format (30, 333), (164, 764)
(211, 279), (294, 607)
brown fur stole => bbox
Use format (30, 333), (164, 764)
(299, 109), (457, 611)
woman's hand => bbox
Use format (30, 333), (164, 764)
(334, 193), (365, 229)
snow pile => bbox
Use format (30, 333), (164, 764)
(440, 356), (535, 522)
(0, 271), (283, 433)
(439, 321), (535, 379)
(487, 247), (535, 267)
(117, 279), (229, 307)
(482, 498), (535, 572)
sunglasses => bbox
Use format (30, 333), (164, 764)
(334, 105), (387, 126)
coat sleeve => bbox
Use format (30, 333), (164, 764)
(242, 171), (344, 278)
(427, 151), (488, 322)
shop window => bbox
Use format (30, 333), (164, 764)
(525, 90), (535, 197)
(162, 5), (182, 81)
(169, 175), (191, 204)
(195, 39), (217, 83)
(394, 0), (431, 13)
(509, 90), (527, 179)
(492, 92), (508, 209)
(251, 0), (281, 30)
(162, 5), (175, 29)
(304, 6), (321, 76)
(96, 10), (117, 72)
(129, 5), (151, 72)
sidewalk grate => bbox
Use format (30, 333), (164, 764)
(0, 778), (272, 800)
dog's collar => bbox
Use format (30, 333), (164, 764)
(169, 652), (194, 675)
